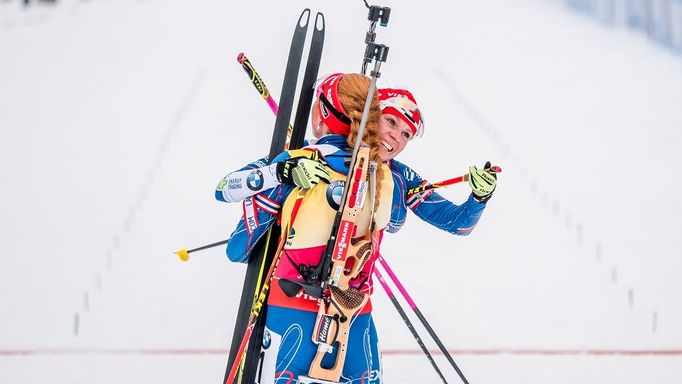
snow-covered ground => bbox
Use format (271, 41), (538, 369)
(1, 0), (681, 383)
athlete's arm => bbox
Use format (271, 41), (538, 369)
(215, 156), (281, 203)
(389, 160), (487, 236)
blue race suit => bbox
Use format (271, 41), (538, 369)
(215, 134), (488, 383)
(216, 137), (488, 263)
(218, 134), (392, 383)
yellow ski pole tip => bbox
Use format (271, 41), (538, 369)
(175, 250), (190, 262)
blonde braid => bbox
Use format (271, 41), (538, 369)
(337, 74), (384, 213)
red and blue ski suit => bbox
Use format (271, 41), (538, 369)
(216, 134), (488, 383)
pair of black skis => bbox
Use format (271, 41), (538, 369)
(223, 9), (324, 384)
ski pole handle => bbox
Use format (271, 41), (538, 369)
(237, 53), (293, 148)
(237, 53), (279, 114)
(175, 55), (273, 263)
(176, 52), (306, 264)
(406, 165), (501, 197)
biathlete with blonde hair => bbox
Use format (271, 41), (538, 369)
(216, 76), (498, 382)
(292, 85), (497, 237)
(218, 73), (392, 382)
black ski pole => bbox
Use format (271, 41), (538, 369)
(373, 266), (449, 383)
(378, 256), (470, 384)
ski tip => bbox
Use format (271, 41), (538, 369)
(174, 249), (190, 262)
(490, 165), (502, 173)
(237, 52), (245, 64)
(314, 12), (325, 31)
(298, 8), (311, 27)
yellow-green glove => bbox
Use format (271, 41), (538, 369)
(468, 161), (497, 203)
(276, 156), (331, 190)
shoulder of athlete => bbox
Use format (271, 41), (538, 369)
(389, 159), (425, 185)
(272, 135), (351, 175)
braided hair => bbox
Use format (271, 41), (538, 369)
(335, 73), (384, 213)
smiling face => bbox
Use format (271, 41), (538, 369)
(311, 95), (413, 161)
(378, 112), (414, 161)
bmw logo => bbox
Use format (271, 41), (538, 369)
(246, 170), (264, 191)
(262, 329), (271, 349)
(325, 180), (345, 210)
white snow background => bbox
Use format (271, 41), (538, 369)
(1, 0), (681, 383)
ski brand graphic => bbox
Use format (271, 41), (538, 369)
(246, 170), (264, 191)
(325, 180), (345, 210)
(253, 80), (264, 94)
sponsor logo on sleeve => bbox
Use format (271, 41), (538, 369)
(227, 178), (242, 190)
(217, 178), (228, 190)
(246, 170), (264, 191)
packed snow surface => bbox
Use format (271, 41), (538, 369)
(1, 0), (681, 382)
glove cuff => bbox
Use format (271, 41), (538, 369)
(275, 158), (298, 185)
(473, 192), (493, 204)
